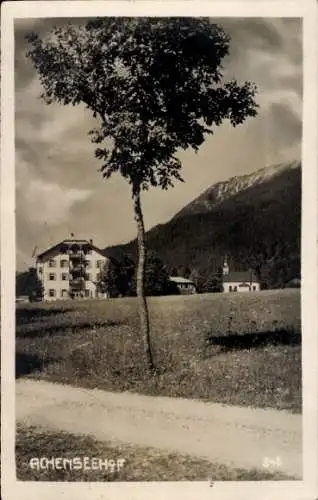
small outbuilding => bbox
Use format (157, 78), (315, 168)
(169, 276), (197, 295)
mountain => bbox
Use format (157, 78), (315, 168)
(104, 161), (301, 290)
(174, 160), (300, 219)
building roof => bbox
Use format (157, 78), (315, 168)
(169, 276), (196, 285)
(36, 239), (106, 261)
(223, 271), (258, 283)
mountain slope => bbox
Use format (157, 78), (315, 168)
(174, 160), (300, 219)
(105, 161), (301, 289)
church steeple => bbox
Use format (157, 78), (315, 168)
(223, 255), (229, 276)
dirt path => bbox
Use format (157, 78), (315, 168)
(16, 379), (302, 478)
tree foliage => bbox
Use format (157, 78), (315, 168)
(16, 268), (44, 301)
(131, 250), (171, 296)
(99, 251), (174, 297)
(26, 18), (258, 195)
(26, 18), (258, 369)
(98, 257), (135, 298)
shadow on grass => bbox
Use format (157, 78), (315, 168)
(16, 352), (55, 378)
(16, 307), (73, 323)
(16, 320), (122, 338)
(205, 329), (301, 354)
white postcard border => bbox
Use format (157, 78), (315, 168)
(1, 2), (317, 499)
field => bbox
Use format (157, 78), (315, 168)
(16, 289), (301, 412)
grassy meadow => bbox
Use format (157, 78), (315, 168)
(16, 289), (301, 412)
(16, 425), (294, 481)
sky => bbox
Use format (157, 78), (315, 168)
(14, 17), (302, 270)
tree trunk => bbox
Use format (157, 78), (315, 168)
(132, 186), (154, 371)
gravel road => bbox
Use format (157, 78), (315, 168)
(16, 379), (302, 478)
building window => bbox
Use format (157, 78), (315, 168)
(96, 260), (104, 269)
(60, 259), (68, 268)
(85, 260), (91, 268)
(234, 286), (238, 292)
(61, 273), (68, 281)
(229, 286), (232, 292)
(49, 289), (56, 297)
(85, 273), (91, 281)
(48, 259), (56, 268)
(48, 273), (56, 281)
(252, 286), (256, 291)
(61, 289), (68, 298)
(85, 289), (90, 298)
(38, 267), (43, 274)
(96, 273), (101, 281)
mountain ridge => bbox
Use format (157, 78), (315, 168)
(104, 160), (301, 289)
(173, 160), (300, 219)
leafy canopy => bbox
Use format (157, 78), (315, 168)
(26, 18), (258, 194)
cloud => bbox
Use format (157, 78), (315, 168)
(16, 150), (92, 236)
(13, 17), (302, 269)
(25, 180), (92, 225)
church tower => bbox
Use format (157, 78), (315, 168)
(223, 255), (229, 276)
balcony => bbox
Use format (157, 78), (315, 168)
(69, 264), (86, 273)
(69, 254), (85, 262)
(69, 278), (85, 290)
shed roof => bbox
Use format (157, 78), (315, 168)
(169, 276), (196, 285)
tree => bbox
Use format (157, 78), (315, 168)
(189, 268), (204, 292)
(96, 260), (117, 297)
(131, 251), (171, 296)
(170, 267), (179, 277)
(182, 264), (192, 279)
(16, 267), (44, 301)
(202, 274), (223, 293)
(98, 256), (134, 297)
(26, 18), (258, 370)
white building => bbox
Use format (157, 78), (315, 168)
(36, 239), (109, 301)
(222, 256), (260, 293)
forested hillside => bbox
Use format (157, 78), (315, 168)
(105, 162), (301, 290)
